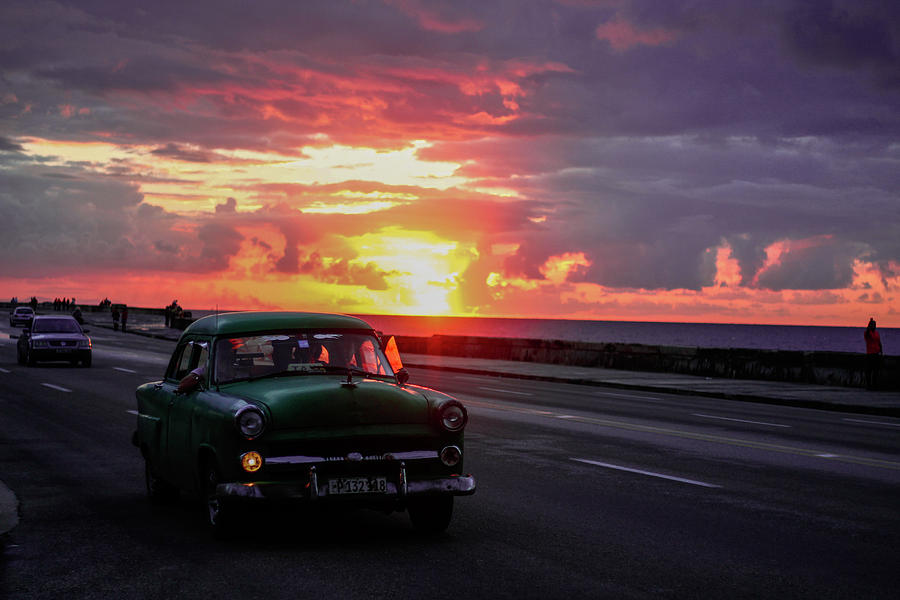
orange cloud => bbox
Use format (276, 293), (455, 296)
(596, 18), (678, 51)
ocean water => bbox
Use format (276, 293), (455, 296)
(190, 311), (893, 354)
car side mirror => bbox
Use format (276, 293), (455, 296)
(396, 367), (409, 386)
(82, 329), (90, 334)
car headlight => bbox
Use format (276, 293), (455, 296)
(235, 405), (266, 439)
(438, 402), (467, 432)
(78, 339), (91, 349)
(32, 340), (49, 348)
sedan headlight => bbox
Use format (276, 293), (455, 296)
(235, 405), (266, 439)
(78, 339), (91, 349)
(438, 402), (467, 432)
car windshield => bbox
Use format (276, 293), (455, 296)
(16, 308), (33, 315)
(213, 330), (395, 385)
(32, 318), (81, 334)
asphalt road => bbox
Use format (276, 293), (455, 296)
(1, 324), (898, 599)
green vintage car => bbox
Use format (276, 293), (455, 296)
(133, 311), (475, 534)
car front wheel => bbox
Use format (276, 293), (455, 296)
(408, 496), (454, 534)
(203, 463), (236, 537)
(25, 348), (35, 366)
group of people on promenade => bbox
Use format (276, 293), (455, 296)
(164, 300), (183, 327)
(51, 297), (78, 311)
(111, 304), (128, 332)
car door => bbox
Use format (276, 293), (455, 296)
(139, 341), (192, 481)
(165, 339), (210, 489)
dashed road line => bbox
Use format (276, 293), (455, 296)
(572, 458), (721, 488)
(113, 367), (137, 373)
(0, 367), (10, 374)
(41, 383), (72, 393)
(693, 413), (791, 428)
(843, 418), (900, 428)
(479, 386), (533, 396)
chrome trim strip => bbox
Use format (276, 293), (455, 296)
(399, 462), (408, 498)
(266, 450), (439, 465)
(308, 466), (318, 501)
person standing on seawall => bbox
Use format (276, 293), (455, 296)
(864, 318), (883, 390)
(121, 305), (128, 333)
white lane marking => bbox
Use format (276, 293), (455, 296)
(572, 458), (721, 488)
(0, 367), (10, 374)
(817, 453), (839, 458)
(598, 391), (665, 402)
(114, 367), (137, 373)
(843, 418), (900, 428)
(478, 386), (533, 396)
(126, 410), (139, 416)
(42, 383), (72, 393)
(693, 413), (791, 428)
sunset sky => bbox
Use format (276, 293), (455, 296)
(1, 0), (899, 326)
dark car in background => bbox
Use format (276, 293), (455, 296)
(9, 306), (35, 327)
(17, 315), (92, 367)
(133, 311), (475, 536)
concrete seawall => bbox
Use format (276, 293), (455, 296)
(392, 335), (898, 391)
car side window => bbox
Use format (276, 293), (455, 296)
(174, 343), (194, 381)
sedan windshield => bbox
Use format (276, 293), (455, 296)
(213, 330), (395, 385)
(32, 318), (82, 334)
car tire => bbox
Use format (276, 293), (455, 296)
(81, 354), (92, 368)
(408, 496), (454, 534)
(25, 348), (35, 367)
(203, 462), (237, 538)
(145, 459), (178, 503)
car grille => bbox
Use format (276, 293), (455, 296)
(50, 340), (78, 348)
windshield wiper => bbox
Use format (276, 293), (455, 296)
(225, 369), (313, 385)
(318, 365), (395, 381)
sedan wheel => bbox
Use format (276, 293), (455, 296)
(203, 463), (236, 537)
(408, 496), (454, 534)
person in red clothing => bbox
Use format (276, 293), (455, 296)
(864, 318), (883, 389)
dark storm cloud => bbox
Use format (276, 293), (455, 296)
(1, 0), (899, 297)
(299, 252), (399, 291)
(0, 137), (25, 152)
(755, 239), (862, 291)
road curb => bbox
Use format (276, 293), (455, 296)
(0, 479), (19, 538)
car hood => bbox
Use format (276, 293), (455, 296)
(223, 376), (429, 429)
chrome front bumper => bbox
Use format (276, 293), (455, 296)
(218, 471), (476, 501)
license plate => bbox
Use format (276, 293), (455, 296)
(56, 348), (73, 353)
(328, 477), (387, 495)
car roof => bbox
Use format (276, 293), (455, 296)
(181, 311), (376, 337)
(33, 315), (76, 321)
(15, 307), (33, 312)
